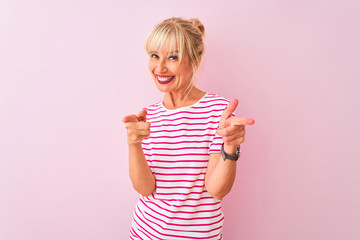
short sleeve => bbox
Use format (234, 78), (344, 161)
(209, 132), (223, 153)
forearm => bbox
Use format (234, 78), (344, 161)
(128, 143), (156, 196)
(205, 145), (238, 200)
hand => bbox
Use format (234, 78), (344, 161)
(216, 99), (255, 153)
(122, 109), (151, 145)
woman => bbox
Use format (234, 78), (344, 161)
(123, 17), (255, 240)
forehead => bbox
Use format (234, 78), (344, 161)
(149, 31), (187, 54)
(150, 35), (178, 52)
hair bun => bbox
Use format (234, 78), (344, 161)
(187, 18), (205, 37)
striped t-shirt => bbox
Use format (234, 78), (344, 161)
(129, 92), (232, 240)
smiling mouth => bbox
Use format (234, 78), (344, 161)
(157, 75), (175, 84)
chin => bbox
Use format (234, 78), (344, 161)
(153, 80), (174, 93)
(155, 86), (172, 93)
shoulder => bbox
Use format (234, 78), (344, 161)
(199, 92), (230, 109)
(142, 101), (162, 114)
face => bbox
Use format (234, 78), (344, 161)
(148, 44), (194, 95)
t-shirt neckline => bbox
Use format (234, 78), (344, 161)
(160, 92), (208, 112)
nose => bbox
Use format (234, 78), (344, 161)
(156, 59), (167, 73)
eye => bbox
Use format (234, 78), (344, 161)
(169, 55), (178, 60)
(150, 53), (159, 58)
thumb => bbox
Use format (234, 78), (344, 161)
(122, 114), (139, 123)
(137, 109), (147, 122)
(219, 99), (238, 129)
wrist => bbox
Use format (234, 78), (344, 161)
(224, 144), (238, 155)
(221, 143), (241, 161)
(128, 142), (142, 148)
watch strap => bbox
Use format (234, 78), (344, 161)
(221, 143), (240, 161)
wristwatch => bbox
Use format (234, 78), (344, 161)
(221, 143), (240, 161)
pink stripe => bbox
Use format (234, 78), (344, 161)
(192, 103), (228, 109)
(200, 99), (230, 104)
(156, 190), (207, 196)
(145, 153), (209, 157)
(142, 140), (211, 145)
(143, 146), (209, 151)
(150, 121), (219, 128)
(150, 128), (217, 133)
(148, 160), (208, 163)
(147, 109), (223, 120)
(209, 150), (221, 153)
(161, 201), (220, 208)
(156, 185), (204, 189)
(147, 134), (214, 139)
(150, 115), (222, 124)
(156, 179), (204, 182)
(147, 196), (214, 202)
(155, 172), (205, 176)
(151, 166), (207, 169)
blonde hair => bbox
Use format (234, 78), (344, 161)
(145, 17), (206, 94)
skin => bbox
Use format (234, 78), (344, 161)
(122, 42), (255, 199)
(148, 44), (206, 109)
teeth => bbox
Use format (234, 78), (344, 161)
(157, 76), (174, 82)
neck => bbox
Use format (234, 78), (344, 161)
(163, 86), (206, 110)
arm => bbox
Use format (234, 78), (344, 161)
(205, 99), (255, 200)
(123, 110), (156, 197)
(205, 146), (238, 200)
(128, 143), (156, 197)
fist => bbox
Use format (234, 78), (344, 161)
(216, 99), (255, 150)
(122, 109), (151, 144)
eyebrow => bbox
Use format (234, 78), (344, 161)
(150, 50), (179, 54)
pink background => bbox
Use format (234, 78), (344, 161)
(1, 0), (359, 239)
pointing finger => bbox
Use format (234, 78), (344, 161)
(219, 99), (238, 129)
(122, 114), (139, 123)
(227, 116), (255, 126)
(137, 109), (147, 122)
